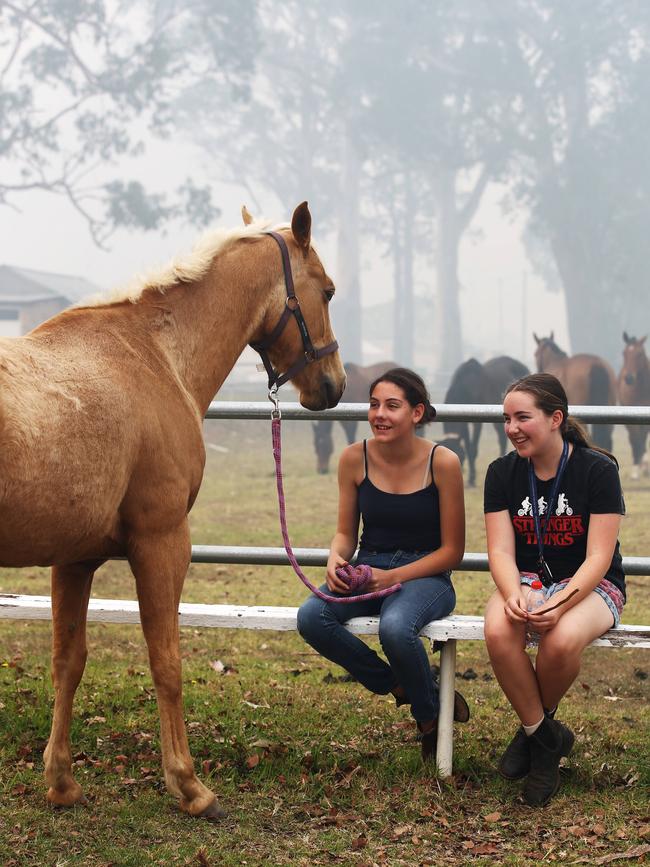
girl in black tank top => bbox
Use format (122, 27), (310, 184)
(296, 367), (467, 763)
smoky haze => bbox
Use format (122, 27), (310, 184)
(2, 0), (648, 392)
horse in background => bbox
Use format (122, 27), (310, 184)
(443, 355), (530, 486)
(618, 331), (650, 478)
(534, 332), (617, 452)
(0, 202), (345, 820)
(312, 360), (397, 473)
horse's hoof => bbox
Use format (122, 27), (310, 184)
(47, 787), (87, 808)
(197, 797), (227, 821)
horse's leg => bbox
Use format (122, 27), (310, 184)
(44, 560), (100, 806)
(494, 421), (507, 455)
(129, 521), (224, 820)
(628, 424), (647, 479)
(341, 419), (357, 445)
(468, 423), (481, 487)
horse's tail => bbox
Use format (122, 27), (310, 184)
(589, 363), (613, 451)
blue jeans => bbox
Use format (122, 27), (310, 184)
(296, 550), (456, 723)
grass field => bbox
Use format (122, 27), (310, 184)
(1, 416), (649, 866)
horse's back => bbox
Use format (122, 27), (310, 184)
(342, 360), (397, 402)
(562, 354), (617, 405)
(483, 356), (529, 401)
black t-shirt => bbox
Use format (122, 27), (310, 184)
(484, 446), (625, 597)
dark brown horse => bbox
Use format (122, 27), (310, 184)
(534, 332), (617, 451)
(312, 360), (397, 473)
(619, 331), (650, 478)
(443, 355), (530, 486)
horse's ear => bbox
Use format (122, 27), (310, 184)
(241, 205), (254, 226)
(533, 332), (540, 345)
(291, 201), (311, 251)
(623, 331), (629, 343)
(641, 335), (647, 345)
(550, 330), (554, 341)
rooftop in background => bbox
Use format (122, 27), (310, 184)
(0, 264), (103, 305)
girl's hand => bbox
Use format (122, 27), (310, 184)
(527, 605), (562, 633)
(504, 591), (528, 624)
(326, 554), (352, 594)
(365, 567), (396, 592)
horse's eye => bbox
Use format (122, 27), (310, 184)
(324, 288), (335, 303)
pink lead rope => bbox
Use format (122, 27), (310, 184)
(270, 402), (402, 604)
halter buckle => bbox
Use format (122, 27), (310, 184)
(268, 385), (281, 419)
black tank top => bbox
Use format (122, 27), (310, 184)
(358, 440), (442, 553)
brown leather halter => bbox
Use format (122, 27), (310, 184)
(250, 231), (339, 390)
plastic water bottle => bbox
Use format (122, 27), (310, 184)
(525, 579), (546, 648)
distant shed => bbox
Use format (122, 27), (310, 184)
(0, 265), (102, 337)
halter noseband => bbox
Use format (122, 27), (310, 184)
(249, 231), (339, 390)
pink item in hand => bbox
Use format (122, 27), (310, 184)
(335, 563), (373, 592)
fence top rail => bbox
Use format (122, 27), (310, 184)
(187, 545), (650, 577)
(206, 401), (650, 424)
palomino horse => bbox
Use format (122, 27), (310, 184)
(618, 331), (650, 478)
(0, 202), (345, 820)
(312, 360), (397, 473)
(534, 332), (617, 451)
(443, 355), (529, 486)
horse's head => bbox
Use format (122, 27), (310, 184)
(533, 331), (565, 372)
(312, 420), (334, 474)
(621, 332), (648, 386)
(248, 202), (346, 411)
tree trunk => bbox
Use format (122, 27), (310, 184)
(335, 133), (363, 364)
(434, 168), (463, 375)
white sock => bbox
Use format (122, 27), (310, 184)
(523, 716), (544, 736)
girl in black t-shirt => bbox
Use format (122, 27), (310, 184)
(297, 368), (467, 762)
(483, 373), (625, 807)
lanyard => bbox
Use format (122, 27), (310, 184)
(528, 440), (569, 584)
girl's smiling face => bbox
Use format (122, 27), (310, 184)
(503, 389), (562, 458)
(368, 381), (423, 441)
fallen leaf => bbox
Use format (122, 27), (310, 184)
(473, 843), (499, 855)
(484, 811), (502, 822)
(11, 783), (27, 796)
(351, 835), (367, 850)
(245, 754), (260, 769)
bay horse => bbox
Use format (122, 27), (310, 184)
(534, 332), (617, 451)
(312, 360), (397, 473)
(443, 355), (529, 486)
(618, 331), (650, 478)
(0, 202), (345, 820)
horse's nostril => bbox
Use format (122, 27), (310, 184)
(323, 378), (339, 408)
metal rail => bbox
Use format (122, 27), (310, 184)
(206, 401), (650, 424)
(189, 546), (650, 575)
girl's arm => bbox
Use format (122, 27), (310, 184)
(528, 513), (621, 632)
(485, 510), (528, 624)
(325, 444), (362, 593)
(368, 447), (465, 590)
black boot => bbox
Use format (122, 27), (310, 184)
(417, 719), (438, 762)
(498, 708), (561, 780)
(523, 717), (575, 806)
(498, 726), (530, 780)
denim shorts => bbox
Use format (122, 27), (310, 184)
(520, 572), (624, 628)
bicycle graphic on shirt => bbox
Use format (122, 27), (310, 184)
(517, 494), (573, 517)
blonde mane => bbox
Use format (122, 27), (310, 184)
(79, 218), (282, 307)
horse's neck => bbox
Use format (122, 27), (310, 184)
(154, 242), (277, 414)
